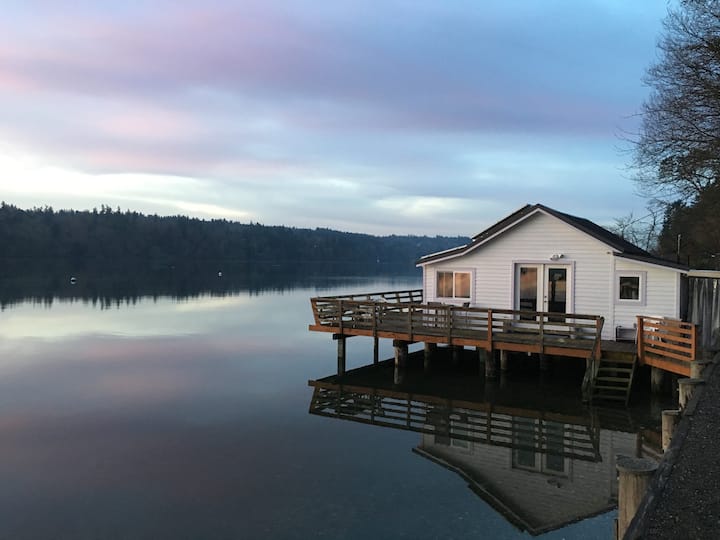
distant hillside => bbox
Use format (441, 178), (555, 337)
(0, 203), (468, 265)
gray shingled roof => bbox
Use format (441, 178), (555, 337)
(417, 203), (688, 270)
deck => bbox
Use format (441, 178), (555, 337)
(309, 289), (698, 377)
(310, 289), (604, 360)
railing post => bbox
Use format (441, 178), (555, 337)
(447, 305), (453, 343)
(636, 316), (644, 362)
(338, 299), (344, 333)
(408, 305), (414, 341)
(373, 302), (378, 336)
(690, 324), (697, 361)
(488, 309), (493, 352)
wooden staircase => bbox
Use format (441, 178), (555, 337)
(590, 350), (637, 405)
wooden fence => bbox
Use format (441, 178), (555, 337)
(637, 316), (697, 376)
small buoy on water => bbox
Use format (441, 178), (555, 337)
(70, 276), (77, 285)
(217, 271), (223, 277)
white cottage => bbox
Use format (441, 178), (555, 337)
(417, 204), (689, 341)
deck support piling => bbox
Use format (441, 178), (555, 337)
(616, 456), (658, 540)
(690, 360), (711, 379)
(394, 340), (409, 368)
(485, 350), (498, 379)
(452, 345), (462, 366)
(651, 367), (664, 394)
(393, 366), (403, 385)
(477, 347), (487, 374)
(500, 350), (508, 371)
(336, 336), (346, 376)
(424, 343), (436, 371)
(661, 409), (682, 451)
(678, 378), (704, 409)
(539, 353), (549, 372)
(373, 336), (379, 365)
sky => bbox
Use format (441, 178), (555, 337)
(0, 0), (671, 236)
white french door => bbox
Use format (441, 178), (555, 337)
(515, 264), (571, 315)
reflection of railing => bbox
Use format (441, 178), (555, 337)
(309, 382), (601, 462)
(310, 291), (604, 358)
(637, 316), (697, 376)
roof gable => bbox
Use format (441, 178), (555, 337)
(417, 203), (688, 271)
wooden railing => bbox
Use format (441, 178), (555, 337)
(310, 292), (604, 356)
(637, 316), (697, 375)
(310, 288), (422, 326)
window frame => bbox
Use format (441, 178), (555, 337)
(615, 271), (647, 306)
(435, 269), (473, 301)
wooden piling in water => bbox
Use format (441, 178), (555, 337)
(336, 336), (346, 376)
(539, 353), (549, 372)
(485, 350), (498, 379)
(678, 378), (704, 409)
(690, 360), (712, 379)
(394, 340), (409, 368)
(500, 350), (508, 371)
(651, 367), (664, 394)
(424, 342), (436, 370)
(661, 409), (681, 452)
(616, 456), (658, 540)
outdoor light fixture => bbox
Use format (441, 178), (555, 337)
(550, 253), (564, 261)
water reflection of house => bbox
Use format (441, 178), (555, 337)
(309, 361), (660, 536)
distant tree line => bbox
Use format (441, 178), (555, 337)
(0, 203), (468, 266)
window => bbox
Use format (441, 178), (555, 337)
(512, 418), (568, 476)
(436, 271), (471, 299)
(616, 271), (646, 304)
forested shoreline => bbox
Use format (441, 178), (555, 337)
(0, 203), (468, 265)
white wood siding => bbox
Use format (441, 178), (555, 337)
(422, 212), (617, 339)
(613, 259), (681, 329)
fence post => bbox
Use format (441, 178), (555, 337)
(636, 316), (644, 362)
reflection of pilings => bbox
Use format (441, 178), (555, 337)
(373, 336), (379, 365)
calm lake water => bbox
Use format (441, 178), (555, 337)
(0, 264), (664, 539)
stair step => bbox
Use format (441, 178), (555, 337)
(593, 385), (628, 392)
(600, 356), (636, 364)
(597, 367), (634, 374)
(599, 361), (635, 368)
(596, 376), (632, 383)
(593, 394), (627, 401)
(596, 368), (632, 379)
